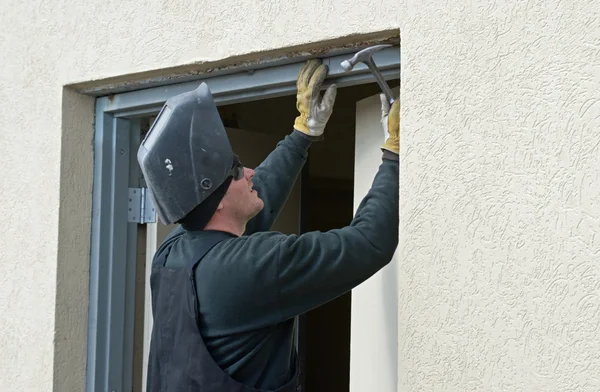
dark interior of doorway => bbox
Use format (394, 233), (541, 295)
(220, 78), (399, 392)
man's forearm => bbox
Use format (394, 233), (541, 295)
(273, 157), (399, 319)
(244, 130), (312, 235)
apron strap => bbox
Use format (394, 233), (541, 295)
(185, 230), (234, 270)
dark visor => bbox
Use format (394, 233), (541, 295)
(230, 154), (244, 181)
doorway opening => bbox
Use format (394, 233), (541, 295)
(87, 43), (400, 392)
(130, 78), (399, 392)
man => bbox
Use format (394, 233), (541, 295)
(138, 59), (400, 392)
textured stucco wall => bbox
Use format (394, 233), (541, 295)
(399, 1), (600, 391)
(0, 0), (398, 391)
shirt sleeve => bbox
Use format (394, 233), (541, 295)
(243, 130), (312, 235)
(273, 158), (399, 320)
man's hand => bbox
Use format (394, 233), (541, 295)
(381, 95), (399, 155)
(294, 59), (337, 139)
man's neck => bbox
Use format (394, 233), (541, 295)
(203, 217), (246, 237)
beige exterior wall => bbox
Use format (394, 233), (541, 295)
(2, 0), (600, 391)
(400, 1), (600, 391)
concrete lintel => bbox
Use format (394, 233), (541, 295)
(68, 30), (400, 97)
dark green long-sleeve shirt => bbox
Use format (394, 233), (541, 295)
(159, 130), (399, 389)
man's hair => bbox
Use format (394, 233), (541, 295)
(178, 177), (233, 231)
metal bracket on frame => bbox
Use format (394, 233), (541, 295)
(128, 187), (156, 223)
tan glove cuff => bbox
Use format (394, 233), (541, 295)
(382, 136), (399, 155)
(294, 115), (309, 134)
(293, 127), (324, 141)
(382, 98), (400, 154)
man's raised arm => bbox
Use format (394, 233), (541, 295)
(245, 59), (337, 234)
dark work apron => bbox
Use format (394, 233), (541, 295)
(146, 230), (300, 392)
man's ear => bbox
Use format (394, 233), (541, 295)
(216, 201), (225, 211)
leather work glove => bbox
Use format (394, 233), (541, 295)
(294, 59), (337, 139)
(380, 95), (400, 155)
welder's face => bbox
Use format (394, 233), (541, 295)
(221, 166), (264, 222)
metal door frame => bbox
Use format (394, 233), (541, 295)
(87, 45), (400, 392)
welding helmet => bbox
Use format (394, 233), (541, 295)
(137, 82), (243, 225)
